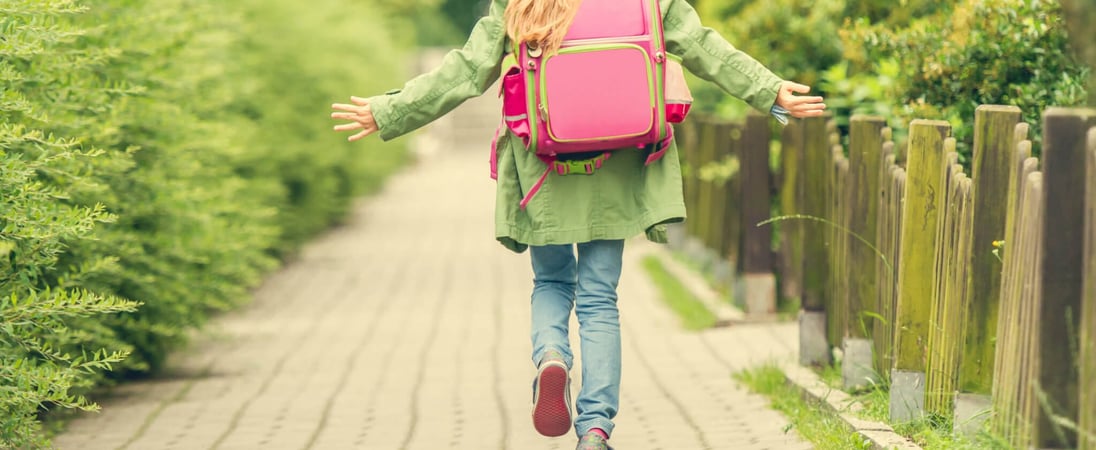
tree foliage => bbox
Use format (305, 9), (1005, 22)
(836, 0), (1088, 156)
(696, 0), (845, 88)
(693, 0), (1089, 159)
(1059, 0), (1096, 106)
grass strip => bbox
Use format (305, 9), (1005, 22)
(641, 255), (717, 331)
(735, 365), (875, 450)
(817, 362), (1013, 449)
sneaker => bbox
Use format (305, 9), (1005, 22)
(531, 357), (572, 437)
(576, 432), (613, 450)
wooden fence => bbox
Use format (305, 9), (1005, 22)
(675, 107), (1096, 449)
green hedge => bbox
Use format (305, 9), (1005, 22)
(0, 0), (410, 447)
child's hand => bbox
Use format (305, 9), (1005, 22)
(775, 82), (826, 119)
(331, 96), (378, 142)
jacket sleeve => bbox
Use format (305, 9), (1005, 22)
(661, 0), (783, 113)
(369, 0), (508, 141)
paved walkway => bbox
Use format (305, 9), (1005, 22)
(53, 89), (811, 450)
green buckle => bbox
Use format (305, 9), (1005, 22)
(553, 154), (609, 176)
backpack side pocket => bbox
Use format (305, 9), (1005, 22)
(664, 57), (692, 123)
(502, 65), (532, 147)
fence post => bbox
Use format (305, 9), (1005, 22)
(829, 141), (850, 352)
(682, 119), (701, 244)
(719, 123), (742, 288)
(1012, 170), (1045, 448)
(925, 149), (966, 421)
(990, 145), (1038, 447)
(873, 138), (901, 381)
(696, 120), (717, 255)
(891, 120), (951, 422)
(1080, 127), (1096, 450)
(780, 120), (805, 305)
(707, 123), (732, 286)
(705, 122), (723, 257)
(949, 106), (1022, 433)
(799, 115), (833, 365)
(685, 119), (712, 262)
(844, 116), (886, 390)
(1035, 108), (1096, 448)
(740, 113), (775, 315)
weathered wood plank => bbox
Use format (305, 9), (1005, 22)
(891, 120), (951, 422)
(830, 149), (850, 346)
(939, 174), (975, 417)
(1081, 127), (1096, 450)
(926, 150), (963, 419)
(724, 123), (743, 266)
(740, 113), (774, 274)
(739, 114), (775, 314)
(872, 142), (899, 379)
(1015, 170), (1045, 448)
(780, 120), (805, 303)
(991, 130), (1033, 438)
(696, 120), (718, 251)
(888, 130), (904, 380)
(1035, 108), (1096, 448)
(799, 115), (834, 365)
(709, 123), (731, 258)
(848, 116), (887, 340)
(952, 177), (979, 432)
(801, 116), (833, 314)
(959, 106), (1022, 397)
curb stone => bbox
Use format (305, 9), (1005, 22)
(780, 362), (924, 450)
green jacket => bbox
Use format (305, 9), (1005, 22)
(368, 0), (784, 253)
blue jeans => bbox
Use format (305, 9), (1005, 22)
(529, 240), (624, 438)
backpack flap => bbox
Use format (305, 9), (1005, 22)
(538, 44), (657, 150)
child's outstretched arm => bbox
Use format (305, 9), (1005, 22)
(332, 0), (508, 142)
(661, 0), (824, 119)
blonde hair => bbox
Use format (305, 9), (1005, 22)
(504, 0), (582, 56)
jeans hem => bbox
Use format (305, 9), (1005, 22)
(575, 418), (615, 439)
(533, 346), (574, 369)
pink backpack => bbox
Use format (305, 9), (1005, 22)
(490, 0), (692, 209)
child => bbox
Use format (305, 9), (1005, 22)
(331, 0), (825, 448)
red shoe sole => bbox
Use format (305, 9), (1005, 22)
(532, 364), (571, 437)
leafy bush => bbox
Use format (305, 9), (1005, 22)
(697, 0), (845, 89)
(1, 0), (411, 447)
(818, 60), (900, 132)
(2, 3), (140, 446)
(839, 0), (944, 26)
(836, 0), (1088, 159)
(689, 0), (845, 117)
(690, 0), (1088, 145)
